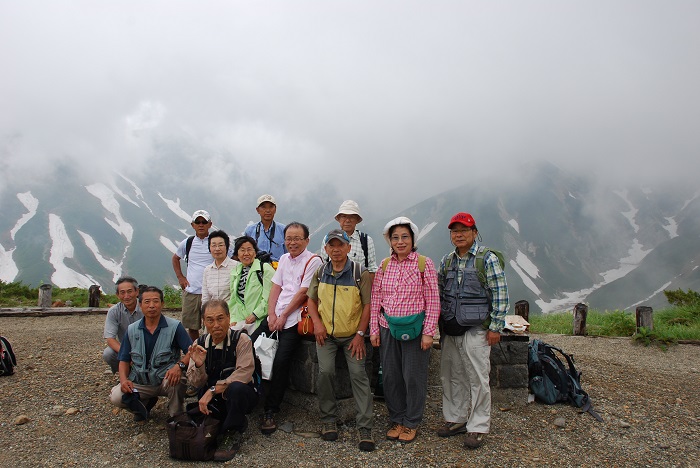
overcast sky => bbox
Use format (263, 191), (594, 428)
(2, 1), (699, 213)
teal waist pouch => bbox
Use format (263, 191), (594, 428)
(383, 310), (426, 341)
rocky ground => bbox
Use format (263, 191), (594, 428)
(0, 312), (698, 467)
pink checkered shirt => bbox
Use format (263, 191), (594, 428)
(370, 251), (440, 337)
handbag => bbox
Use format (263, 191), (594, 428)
(383, 310), (426, 341)
(166, 409), (221, 461)
(253, 331), (278, 380)
(297, 255), (322, 339)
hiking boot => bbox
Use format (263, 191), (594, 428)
(122, 392), (148, 422)
(386, 423), (404, 440)
(463, 432), (486, 449)
(145, 397), (158, 412)
(436, 422), (467, 438)
(320, 422), (338, 441)
(398, 426), (417, 443)
(261, 411), (277, 435)
(358, 428), (375, 452)
(213, 431), (242, 462)
(185, 384), (199, 398)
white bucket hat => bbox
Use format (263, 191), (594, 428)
(382, 216), (419, 247)
(335, 200), (363, 222)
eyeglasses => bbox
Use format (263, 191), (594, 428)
(284, 237), (306, 243)
(390, 235), (412, 242)
(193, 220), (209, 225)
(237, 247), (256, 254)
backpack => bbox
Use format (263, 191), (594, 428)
(316, 259), (363, 288)
(184, 235), (195, 264)
(528, 339), (602, 421)
(198, 329), (264, 396)
(381, 254), (426, 275)
(0, 336), (17, 376)
(359, 231), (369, 268)
(443, 246), (505, 288)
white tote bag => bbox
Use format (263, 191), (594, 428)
(253, 331), (278, 380)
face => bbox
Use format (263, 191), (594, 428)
(336, 214), (360, 235)
(450, 224), (477, 251)
(284, 226), (309, 258)
(256, 202), (276, 224)
(209, 236), (228, 262)
(202, 305), (229, 343)
(116, 281), (138, 310)
(237, 241), (256, 267)
(191, 217), (212, 238)
(389, 226), (413, 257)
(324, 238), (351, 263)
(140, 291), (163, 320)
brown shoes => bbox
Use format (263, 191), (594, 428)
(436, 422), (467, 437)
(463, 432), (486, 449)
(260, 411), (277, 435)
(398, 426), (417, 443)
(386, 423), (404, 440)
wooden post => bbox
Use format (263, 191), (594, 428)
(88, 285), (101, 307)
(636, 306), (654, 332)
(573, 303), (588, 336)
(38, 284), (53, 308)
(514, 300), (529, 322)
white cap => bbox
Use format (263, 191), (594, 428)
(335, 200), (363, 222)
(383, 216), (419, 247)
(256, 194), (276, 207)
(191, 210), (211, 223)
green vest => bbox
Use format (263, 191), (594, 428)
(127, 316), (181, 386)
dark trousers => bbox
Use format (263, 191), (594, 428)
(264, 326), (301, 413)
(210, 382), (259, 433)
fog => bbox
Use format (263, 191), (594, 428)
(2, 1), (699, 214)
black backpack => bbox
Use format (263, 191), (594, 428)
(1, 336), (17, 376)
(528, 339), (602, 421)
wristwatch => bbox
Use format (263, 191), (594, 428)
(209, 385), (216, 394)
(356, 330), (365, 337)
(177, 361), (186, 371)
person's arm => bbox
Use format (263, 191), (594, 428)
(118, 360), (134, 393)
(250, 263), (274, 321)
(485, 251), (509, 345)
(369, 260), (385, 348)
(267, 282), (282, 330)
(172, 254), (189, 290)
(106, 338), (120, 353)
(186, 341), (208, 388)
(201, 266), (211, 305)
(419, 257), (440, 351)
(306, 271), (327, 345)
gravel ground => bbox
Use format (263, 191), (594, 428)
(0, 312), (698, 467)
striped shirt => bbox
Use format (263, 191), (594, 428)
(201, 257), (237, 304)
(370, 250), (440, 336)
(438, 242), (509, 333)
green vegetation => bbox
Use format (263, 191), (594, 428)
(0, 280), (123, 308)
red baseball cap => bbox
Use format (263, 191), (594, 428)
(449, 212), (476, 229)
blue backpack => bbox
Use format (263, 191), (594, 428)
(528, 339), (602, 421)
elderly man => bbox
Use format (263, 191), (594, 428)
(109, 286), (192, 421)
(261, 222), (322, 434)
(187, 299), (259, 462)
(172, 209), (215, 341)
(244, 194), (287, 263)
(320, 200), (378, 279)
(437, 212), (509, 449)
(307, 229), (375, 452)
(102, 276), (143, 373)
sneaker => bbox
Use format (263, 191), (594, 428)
(358, 428), (375, 452)
(261, 411), (277, 435)
(436, 422), (467, 438)
(398, 426), (417, 443)
(463, 432), (486, 449)
(386, 423), (404, 440)
(122, 392), (149, 422)
(213, 431), (241, 462)
(321, 422), (338, 441)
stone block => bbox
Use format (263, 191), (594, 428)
(490, 340), (529, 365)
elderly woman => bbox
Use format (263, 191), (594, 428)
(369, 216), (439, 443)
(228, 236), (275, 343)
(201, 230), (237, 304)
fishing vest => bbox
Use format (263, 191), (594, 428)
(127, 316), (181, 385)
(440, 252), (491, 335)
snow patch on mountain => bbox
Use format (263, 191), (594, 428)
(160, 236), (179, 254)
(614, 189), (639, 233)
(514, 250), (539, 278)
(508, 219), (519, 233)
(48, 214), (99, 288)
(600, 238), (650, 283)
(11, 191), (39, 240)
(159, 193), (191, 223)
(663, 217), (679, 238)
(509, 260), (541, 296)
(0, 243), (18, 282)
(85, 183), (134, 242)
(418, 221), (437, 242)
(77, 230), (122, 282)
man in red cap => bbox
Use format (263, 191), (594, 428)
(436, 212), (509, 449)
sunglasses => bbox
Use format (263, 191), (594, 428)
(193, 220), (209, 225)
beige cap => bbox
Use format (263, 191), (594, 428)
(335, 200), (363, 223)
(256, 194), (276, 207)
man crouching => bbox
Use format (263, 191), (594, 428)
(109, 286), (192, 421)
(187, 299), (259, 462)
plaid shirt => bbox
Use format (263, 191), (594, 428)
(370, 251), (440, 336)
(438, 241), (509, 333)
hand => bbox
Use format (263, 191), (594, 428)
(370, 334), (380, 348)
(164, 364), (182, 387)
(347, 334), (366, 360)
(486, 330), (501, 346)
(267, 315), (278, 331)
(269, 314), (285, 332)
(120, 379), (135, 394)
(177, 276), (189, 290)
(198, 389), (213, 415)
(245, 314), (256, 325)
(314, 321), (328, 346)
(188, 343), (207, 367)
(420, 334), (433, 351)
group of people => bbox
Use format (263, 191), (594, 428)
(102, 194), (509, 460)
